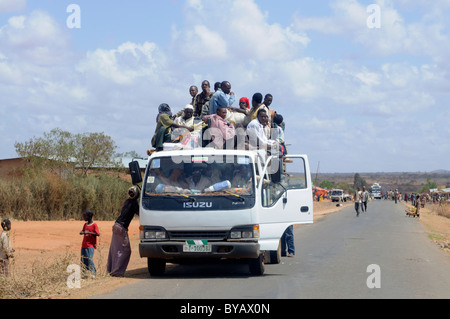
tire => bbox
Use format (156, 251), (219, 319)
(249, 253), (265, 276)
(267, 241), (281, 264)
(147, 258), (166, 276)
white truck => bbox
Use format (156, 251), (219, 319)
(330, 189), (349, 202)
(371, 183), (382, 199)
(129, 149), (313, 276)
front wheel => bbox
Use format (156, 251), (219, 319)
(267, 241), (281, 264)
(249, 253), (265, 276)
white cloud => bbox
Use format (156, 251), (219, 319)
(174, 0), (309, 63)
(173, 24), (228, 61)
(292, 0), (450, 61)
(0, 0), (26, 13)
(77, 42), (166, 85)
(0, 1), (449, 172)
(0, 10), (72, 66)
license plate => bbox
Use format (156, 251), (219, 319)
(183, 240), (212, 253)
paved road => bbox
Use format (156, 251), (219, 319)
(94, 200), (450, 299)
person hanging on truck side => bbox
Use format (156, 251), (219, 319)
(246, 109), (280, 153)
(107, 187), (140, 277)
(151, 103), (194, 151)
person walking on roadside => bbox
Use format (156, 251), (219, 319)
(415, 194), (421, 218)
(354, 187), (362, 217)
(107, 187), (140, 277)
(361, 186), (369, 212)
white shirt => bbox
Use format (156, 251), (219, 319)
(246, 119), (277, 150)
(0, 231), (13, 259)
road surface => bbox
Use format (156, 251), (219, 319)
(93, 200), (450, 299)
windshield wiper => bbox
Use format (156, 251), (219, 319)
(207, 191), (246, 202)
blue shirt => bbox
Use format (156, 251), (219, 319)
(209, 89), (235, 115)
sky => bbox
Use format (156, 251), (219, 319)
(0, 0), (449, 173)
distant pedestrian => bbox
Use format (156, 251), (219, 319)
(80, 210), (100, 277)
(354, 187), (362, 217)
(362, 186), (369, 212)
(1, 219), (14, 277)
(107, 186), (140, 277)
(415, 195), (421, 218)
(281, 225), (295, 257)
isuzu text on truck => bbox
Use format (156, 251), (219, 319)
(129, 149), (313, 276)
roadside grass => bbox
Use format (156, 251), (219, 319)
(0, 172), (131, 221)
(0, 251), (111, 299)
(433, 202), (450, 219)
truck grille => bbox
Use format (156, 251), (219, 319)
(167, 231), (228, 240)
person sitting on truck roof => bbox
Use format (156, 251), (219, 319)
(271, 113), (287, 155)
(172, 105), (203, 142)
(189, 85), (199, 107)
(246, 108), (279, 152)
(151, 103), (194, 151)
(249, 93), (271, 125)
(209, 81), (235, 116)
(194, 80), (214, 118)
(225, 97), (251, 128)
(203, 106), (236, 149)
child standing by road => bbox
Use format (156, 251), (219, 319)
(1, 219), (15, 277)
(80, 210), (100, 277)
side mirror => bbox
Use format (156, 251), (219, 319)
(129, 161), (142, 185)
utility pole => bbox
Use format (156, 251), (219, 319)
(314, 161), (320, 186)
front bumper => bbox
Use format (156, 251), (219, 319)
(139, 241), (260, 260)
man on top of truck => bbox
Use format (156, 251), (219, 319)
(246, 109), (280, 152)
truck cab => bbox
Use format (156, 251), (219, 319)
(130, 149), (313, 276)
(330, 189), (347, 202)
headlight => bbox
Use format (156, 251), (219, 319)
(229, 225), (259, 240)
(140, 226), (167, 240)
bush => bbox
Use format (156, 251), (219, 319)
(0, 173), (132, 221)
(433, 202), (450, 219)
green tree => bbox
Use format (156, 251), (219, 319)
(74, 132), (118, 176)
(353, 173), (368, 190)
(418, 178), (437, 193)
(15, 128), (75, 176)
(15, 129), (117, 176)
(319, 180), (334, 189)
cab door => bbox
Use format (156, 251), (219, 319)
(257, 155), (314, 251)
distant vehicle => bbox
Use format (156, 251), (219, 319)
(330, 189), (350, 202)
(371, 183), (382, 199)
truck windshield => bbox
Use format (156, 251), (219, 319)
(332, 191), (343, 195)
(142, 155), (255, 211)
